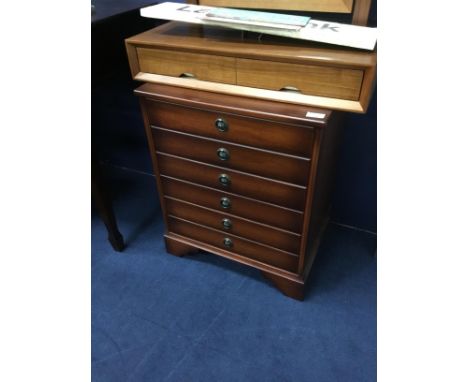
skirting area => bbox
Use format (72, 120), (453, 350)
(91, 166), (376, 381)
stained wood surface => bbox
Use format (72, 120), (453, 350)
(151, 127), (311, 185)
(137, 72), (366, 112)
(300, 113), (343, 274)
(137, 47), (236, 84)
(135, 82), (343, 299)
(127, 23), (375, 67)
(136, 82), (332, 126)
(161, 176), (304, 233)
(126, 22), (376, 113)
(168, 216), (299, 272)
(165, 197), (301, 253)
(157, 153), (307, 210)
(144, 98), (316, 157)
(351, 0), (372, 26)
(261, 271), (305, 300)
(237, 58), (363, 101)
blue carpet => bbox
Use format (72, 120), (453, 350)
(92, 166), (376, 382)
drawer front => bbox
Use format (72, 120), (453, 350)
(237, 58), (363, 101)
(161, 177), (304, 233)
(144, 99), (315, 157)
(152, 127), (310, 186)
(165, 197), (301, 254)
(137, 47), (236, 84)
(157, 153), (306, 211)
(168, 216), (299, 272)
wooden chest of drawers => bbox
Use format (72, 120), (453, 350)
(135, 83), (341, 300)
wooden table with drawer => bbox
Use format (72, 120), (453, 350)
(134, 83), (341, 300)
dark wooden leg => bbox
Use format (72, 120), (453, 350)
(261, 271), (305, 301)
(91, 160), (125, 252)
(164, 235), (199, 257)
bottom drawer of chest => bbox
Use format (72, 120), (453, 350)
(167, 216), (299, 273)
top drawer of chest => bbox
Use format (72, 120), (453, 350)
(142, 98), (316, 158)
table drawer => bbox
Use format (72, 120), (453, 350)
(161, 177), (303, 233)
(167, 216), (299, 272)
(157, 153), (306, 211)
(237, 58), (364, 101)
(165, 197), (301, 254)
(152, 127), (310, 186)
(144, 99), (315, 157)
(136, 47), (236, 84)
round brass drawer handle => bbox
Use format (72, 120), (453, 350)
(215, 118), (228, 132)
(220, 197), (231, 209)
(217, 147), (230, 161)
(223, 237), (233, 249)
(218, 173), (231, 187)
(222, 218), (232, 230)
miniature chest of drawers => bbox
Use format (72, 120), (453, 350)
(134, 82), (341, 300)
(123, 17), (375, 300)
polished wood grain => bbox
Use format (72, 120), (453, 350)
(137, 47), (236, 84)
(157, 153), (307, 210)
(167, 216), (299, 272)
(161, 176), (304, 233)
(144, 99), (316, 157)
(152, 127), (311, 185)
(126, 23), (375, 67)
(237, 58), (363, 101)
(138, 94), (171, 229)
(261, 271), (305, 300)
(136, 82), (332, 126)
(165, 197), (301, 253)
(134, 83), (344, 300)
(164, 235), (199, 257)
(294, 111), (342, 274)
(137, 72), (366, 112)
(166, 232), (304, 278)
(300, 113), (343, 275)
(134, 83), (332, 126)
(351, 0), (372, 26)
(198, 0), (353, 13)
(125, 42), (139, 78)
(126, 22), (376, 113)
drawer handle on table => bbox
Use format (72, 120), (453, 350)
(218, 174), (231, 187)
(221, 218), (232, 230)
(217, 147), (230, 161)
(179, 72), (197, 79)
(279, 86), (302, 93)
(223, 237), (233, 249)
(220, 197), (231, 209)
(215, 118), (229, 132)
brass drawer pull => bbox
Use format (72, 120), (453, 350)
(220, 197), (231, 209)
(215, 118), (229, 132)
(279, 86), (302, 93)
(221, 218), (232, 230)
(217, 147), (230, 161)
(179, 72), (197, 79)
(223, 237), (233, 249)
(218, 173), (231, 187)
